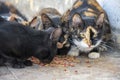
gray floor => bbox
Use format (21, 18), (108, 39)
(0, 50), (120, 80)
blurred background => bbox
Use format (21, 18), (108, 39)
(0, 0), (75, 20)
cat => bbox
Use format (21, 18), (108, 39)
(0, 1), (27, 23)
(0, 17), (62, 68)
(31, 8), (72, 55)
(61, 0), (112, 58)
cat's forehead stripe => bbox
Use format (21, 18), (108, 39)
(73, 0), (83, 9)
(86, 26), (97, 34)
(82, 26), (97, 46)
(83, 11), (97, 17)
(87, 8), (94, 12)
(88, 0), (104, 12)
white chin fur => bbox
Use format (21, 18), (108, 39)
(73, 39), (102, 52)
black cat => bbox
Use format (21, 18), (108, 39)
(32, 8), (71, 55)
(0, 17), (62, 68)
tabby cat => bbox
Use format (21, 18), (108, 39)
(61, 0), (112, 58)
(0, 17), (61, 68)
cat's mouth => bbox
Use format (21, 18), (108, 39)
(73, 39), (102, 52)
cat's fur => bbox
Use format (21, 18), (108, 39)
(34, 8), (72, 55)
(0, 17), (62, 68)
(61, 0), (112, 58)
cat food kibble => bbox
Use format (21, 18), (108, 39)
(30, 56), (80, 67)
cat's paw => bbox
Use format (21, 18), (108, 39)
(24, 60), (33, 66)
(88, 52), (100, 59)
(12, 60), (25, 68)
(12, 63), (25, 68)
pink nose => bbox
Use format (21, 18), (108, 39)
(88, 44), (91, 48)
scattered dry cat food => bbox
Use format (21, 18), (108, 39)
(64, 69), (67, 71)
(30, 55), (80, 67)
(74, 70), (78, 74)
(87, 65), (92, 68)
(85, 60), (90, 63)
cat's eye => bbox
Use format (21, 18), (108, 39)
(80, 33), (85, 37)
(93, 34), (97, 38)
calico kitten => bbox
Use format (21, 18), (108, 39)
(0, 1), (27, 23)
(33, 8), (71, 55)
(0, 17), (62, 68)
(61, 0), (112, 58)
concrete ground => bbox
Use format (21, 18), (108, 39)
(0, 50), (120, 80)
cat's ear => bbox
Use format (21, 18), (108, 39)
(72, 13), (83, 27)
(50, 28), (62, 41)
(96, 13), (105, 27)
(9, 14), (17, 22)
(41, 13), (54, 29)
(29, 16), (41, 29)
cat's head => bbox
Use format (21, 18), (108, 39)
(38, 13), (71, 49)
(62, 13), (111, 52)
(36, 27), (62, 63)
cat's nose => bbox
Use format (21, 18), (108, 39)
(83, 38), (92, 47)
(87, 40), (92, 48)
(88, 43), (91, 48)
(88, 44), (91, 48)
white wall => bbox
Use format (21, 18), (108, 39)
(97, 0), (120, 31)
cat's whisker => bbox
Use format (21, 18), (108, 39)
(99, 44), (114, 50)
(101, 41), (114, 44)
(101, 41), (115, 46)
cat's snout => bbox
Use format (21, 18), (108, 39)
(88, 44), (91, 48)
(88, 40), (92, 48)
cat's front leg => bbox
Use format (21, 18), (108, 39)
(0, 51), (12, 66)
(12, 59), (25, 68)
(67, 45), (79, 56)
(0, 57), (6, 66)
